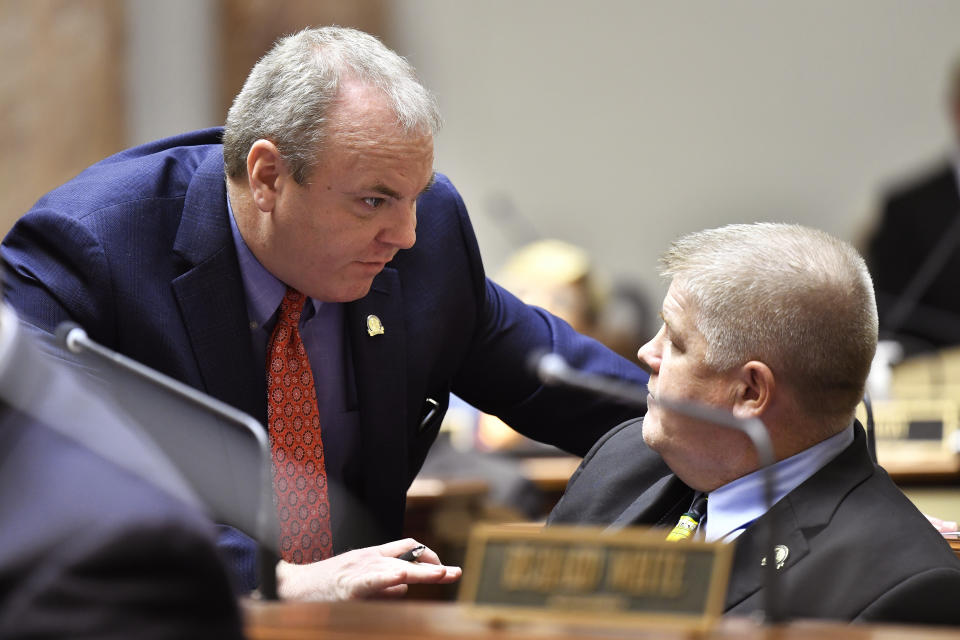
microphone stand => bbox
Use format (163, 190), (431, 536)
(57, 323), (279, 600)
(536, 353), (782, 624)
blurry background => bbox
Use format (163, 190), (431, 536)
(5, 0), (960, 308)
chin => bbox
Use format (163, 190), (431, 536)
(640, 418), (662, 450)
(311, 279), (376, 303)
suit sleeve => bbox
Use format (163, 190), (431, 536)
(434, 181), (647, 457)
(854, 566), (960, 626)
(2, 205), (116, 341)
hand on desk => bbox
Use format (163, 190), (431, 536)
(925, 513), (959, 533)
(276, 538), (462, 601)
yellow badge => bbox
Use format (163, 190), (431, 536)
(366, 314), (385, 337)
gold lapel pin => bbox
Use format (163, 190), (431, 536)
(760, 545), (789, 570)
(366, 314), (385, 337)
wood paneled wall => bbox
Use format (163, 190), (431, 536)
(0, 0), (124, 232)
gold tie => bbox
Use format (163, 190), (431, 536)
(666, 493), (707, 542)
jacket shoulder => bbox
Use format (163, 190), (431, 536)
(548, 418), (669, 525)
(30, 129), (225, 217)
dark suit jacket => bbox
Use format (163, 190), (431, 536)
(867, 162), (960, 351)
(0, 318), (241, 639)
(1, 129), (645, 578)
(548, 418), (960, 626)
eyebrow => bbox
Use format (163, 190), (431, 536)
(419, 172), (436, 196)
(368, 173), (436, 200)
(658, 311), (670, 330)
(369, 183), (402, 200)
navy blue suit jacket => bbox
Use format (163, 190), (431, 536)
(2, 129), (646, 583)
(549, 419), (960, 626)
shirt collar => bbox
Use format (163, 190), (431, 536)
(227, 193), (320, 327)
(703, 422), (854, 543)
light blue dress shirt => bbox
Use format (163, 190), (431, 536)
(703, 423), (855, 542)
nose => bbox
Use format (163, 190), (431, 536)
(380, 202), (417, 250)
(637, 327), (663, 376)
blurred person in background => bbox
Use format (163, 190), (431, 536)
(866, 54), (960, 354)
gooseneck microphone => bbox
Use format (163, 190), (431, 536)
(531, 350), (783, 624)
(56, 322), (279, 600)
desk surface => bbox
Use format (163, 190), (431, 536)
(242, 599), (960, 640)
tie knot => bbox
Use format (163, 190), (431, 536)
(278, 287), (307, 326)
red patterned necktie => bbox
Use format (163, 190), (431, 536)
(266, 287), (333, 563)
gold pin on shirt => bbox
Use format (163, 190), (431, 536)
(366, 314), (385, 337)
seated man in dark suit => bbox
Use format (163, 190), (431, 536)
(0, 303), (243, 637)
(549, 223), (960, 625)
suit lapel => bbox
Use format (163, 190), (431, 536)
(345, 267), (407, 538)
(170, 150), (263, 423)
(724, 424), (875, 612)
(723, 499), (809, 610)
(609, 475), (692, 531)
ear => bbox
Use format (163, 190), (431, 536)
(246, 139), (289, 212)
(731, 360), (774, 419)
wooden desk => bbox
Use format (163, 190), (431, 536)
(243, 599), (960, 639)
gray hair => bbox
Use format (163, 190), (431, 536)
(661, 223), (878, 419)
(223, 26), (442, 184)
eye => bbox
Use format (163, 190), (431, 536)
(664, 331), (683, 353)
(363, 197), (386, 209)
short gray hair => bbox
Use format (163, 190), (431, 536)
(223, 26), (442, 184)
(661, 223), (878, 419)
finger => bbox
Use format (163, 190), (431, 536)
(435, 566), (463, 584)
(376, 538), (422, 557)
(412, 545), (443, 565)
(398, 563), (458, 585)
(346, 569), (410, 599)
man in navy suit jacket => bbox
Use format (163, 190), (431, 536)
(1, 27), (645, 598)
(0, 303), (243, 637)
(549, 223), (960, 625)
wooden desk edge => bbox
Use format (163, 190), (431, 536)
(242, 598), (960, 639)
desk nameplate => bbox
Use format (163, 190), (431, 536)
(857, 399), (960, 476)
(458, 524), (733, 631)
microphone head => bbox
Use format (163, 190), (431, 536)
(526, 349), (570, 386)
(54, 321), (84, 353)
